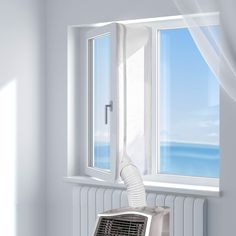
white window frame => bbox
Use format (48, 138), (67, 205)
(84, 23), (118, 182)
(67, 13), (220, 189)
(143, 14), (220, 187)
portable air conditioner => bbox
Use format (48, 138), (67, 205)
(93, 207), (169, 236)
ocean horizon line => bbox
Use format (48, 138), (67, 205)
(94, 140), (219, 147)
(160, 140), (219, 147)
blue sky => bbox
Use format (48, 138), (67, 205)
(159, 27), (219, 145)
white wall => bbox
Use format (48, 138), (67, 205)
(0, 0), (46, 236)
(45, 1), (236, 236)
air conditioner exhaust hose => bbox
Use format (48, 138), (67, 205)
(120, 154), (147, 208)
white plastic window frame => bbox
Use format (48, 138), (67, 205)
(67, 14), (220, 189)
(142, 14), (220, 187)
(84, 23), (118, 182)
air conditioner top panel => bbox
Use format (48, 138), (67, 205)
(98, 206), (169, 218)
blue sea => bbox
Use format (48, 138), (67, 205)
(160, 142), (219, 178)
(94, 144), (111, 170)
(94, 142), (219, 178)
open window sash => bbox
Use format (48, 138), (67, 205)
(84, 23), (118, 182)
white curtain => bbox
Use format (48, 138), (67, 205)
(117, 24), (151, 177)
(173, 0), (236, 101)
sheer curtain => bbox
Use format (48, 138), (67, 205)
(117, 24), (151, 177)
(173, 0), (236, 101)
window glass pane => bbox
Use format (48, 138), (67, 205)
(159, 27), (220, 178)
(90, 34), (111, 170)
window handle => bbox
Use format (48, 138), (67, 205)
(105, 101), (113, 125)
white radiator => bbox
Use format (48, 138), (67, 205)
(73, 186), (207, 236)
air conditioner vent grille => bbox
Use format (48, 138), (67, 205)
(94, 214), (148, 236)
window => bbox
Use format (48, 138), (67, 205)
(68, 15), (220, 188)
(158, 27), (220, 179)
(84, 24), (118, 181)
(89, 34), (111, 170)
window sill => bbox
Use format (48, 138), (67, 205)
(64, 176), (220, 197)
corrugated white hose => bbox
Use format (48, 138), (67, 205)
(120, 154), (147, 208)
